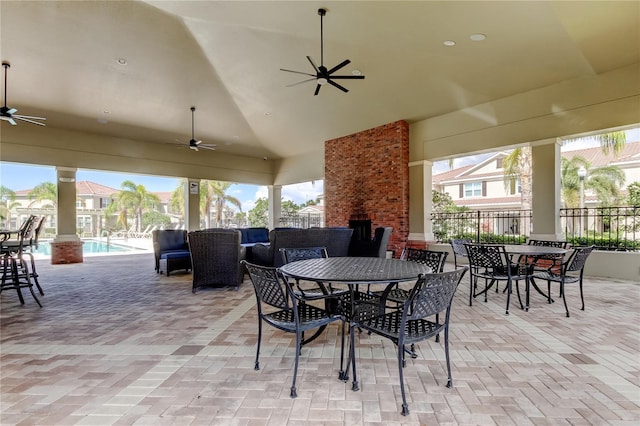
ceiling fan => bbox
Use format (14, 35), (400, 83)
(184, 106), (216, 151)
(1, 61), (46, 126)
(280, 8), (365, 96)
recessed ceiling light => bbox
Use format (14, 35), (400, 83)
(103, 110), (110, 114)
(443, 40), (456, 46)
(117, 58), (127, 65)
(264, 112), (271, 116)
(469, 34), (486, 41)
(352, 70), (362, 76)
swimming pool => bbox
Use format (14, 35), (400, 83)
(34, 240), (144, 256)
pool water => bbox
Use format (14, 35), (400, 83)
(34, 240), (143, 256)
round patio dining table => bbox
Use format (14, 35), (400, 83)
(280, 256), (431, 381)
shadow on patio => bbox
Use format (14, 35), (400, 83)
(1, 253), (638, 425)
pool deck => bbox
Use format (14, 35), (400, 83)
(1, 254), (639, 425)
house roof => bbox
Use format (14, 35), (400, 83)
(434, 140), (640, 184)
(14, 181), (171, 202)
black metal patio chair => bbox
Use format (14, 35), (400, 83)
(531, 245), (594, 317)
(464, 243), (532, 315)
(241, 260), (342, 398)
(349, 267), (467, 416)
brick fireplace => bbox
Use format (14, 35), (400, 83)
(324, 120), (409, 257)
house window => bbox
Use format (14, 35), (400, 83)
(509, 178), (522, 195)
(496, 158), (503, 168)
(464, 182), (482, 197)
(100, 197), (110, 208)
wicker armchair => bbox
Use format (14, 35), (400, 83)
(187, 229), (245, 293)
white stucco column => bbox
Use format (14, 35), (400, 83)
(51, 167), (83, 264)
(186, 179), (200, 231)
(268, 185), (282, 229)
(54, 167), (79, 241)
(530, 139), (563, 240)
(408, 160), (434, 242)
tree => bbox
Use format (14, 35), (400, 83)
(281, 200), (299, 216)
(203, 180), (242, 228)
(0, 186), (17, 226)
(112, 180), (160, 232)
(169, 182), (186, 217)
(628, 182), (640, 207)
(28, 182), (57, 209)
(561, 156), (626, 208)
(502, 147), (532, 210)
(248, 197), (268, 227)
(565, 130), (627, 156)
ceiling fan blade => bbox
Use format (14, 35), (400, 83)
(280, 68), (315, 77)
(328, 75), (365, 80)
(286, 77), (316, 87)
(8, 108), (17, 115)
(327, 59), (351, 75)
(14, 114), (46, 120)
(313, 84), (321, 96)
(327, 79), (349, 93)
(15, 116), (45, 126)
(199, 145), (216, 151)
(0, 115), (17, 125)
(307, 56), (320, 73)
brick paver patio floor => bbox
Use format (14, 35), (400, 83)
(1, 253), (638, 425)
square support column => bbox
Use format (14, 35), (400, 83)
(408, 160), (434, 244)
(52, 167), (82, 264)
(186, 179), (200, 231)
(531, 140), (563, 240)
(268, 185), (282, 229)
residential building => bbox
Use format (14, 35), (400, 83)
(433, 141), (640, 210)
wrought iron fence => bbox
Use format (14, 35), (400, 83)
(279, 214), (324, 228)
(431, 210), (532, 244)
(561, 207), (640, 251)
(431, 207), (640, 251)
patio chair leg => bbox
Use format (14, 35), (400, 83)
(561, 281), (570, 318)
(349, 323), (359, 392)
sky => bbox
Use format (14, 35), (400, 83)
(0, 164), (323, 212)
(2, 128), (637, 211)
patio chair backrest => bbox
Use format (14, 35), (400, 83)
(464, 243), (507, 270)
(242, 261), (289, 310)
(564, 246), (595, 273)
(401, 247), (448, 273)
(527, 239), (569, 248)
(404, 268), (467, 320)
(280, 246), (328, 264)
(450, 239), (472, 258)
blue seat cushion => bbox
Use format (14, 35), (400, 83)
(160, 250), (191, 260)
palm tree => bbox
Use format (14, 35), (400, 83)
(561, 156), (626, 208)
(169, 182), (186, 217)
(564, 130), (627, 156)
(113, 180), (160, 233)
(502, 147), (532, 210)
(28, 182), (57, 209)
(203, 181), (242, 228)
(0, 186), (17, 226)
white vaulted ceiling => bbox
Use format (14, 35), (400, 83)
(1, 1), (639, 168)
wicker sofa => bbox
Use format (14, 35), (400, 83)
(252, 227), (353, 267)
(187, 228), (246, 292)
(153, 229), (191, 276)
